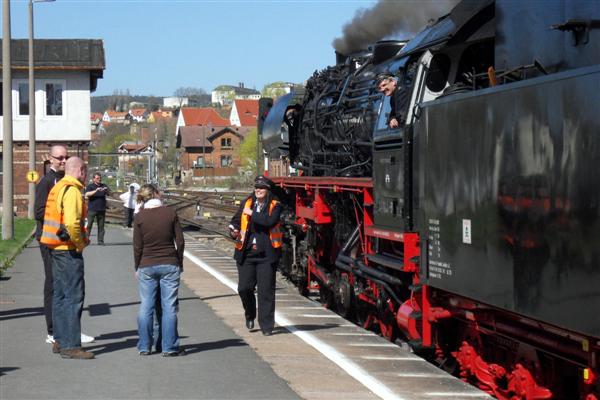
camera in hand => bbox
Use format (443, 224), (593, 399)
(56, 225), (71, 242)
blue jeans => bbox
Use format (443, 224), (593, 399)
(52, 250), (85, 350)
(137, 265), (180, 353)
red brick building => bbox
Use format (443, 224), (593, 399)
(176, 125), (252, 180)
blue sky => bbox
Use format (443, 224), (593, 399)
(5, 0), (382, 96)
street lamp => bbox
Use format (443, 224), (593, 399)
(28, 0), (55, 219)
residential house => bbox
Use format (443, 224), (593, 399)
(102, 110), (129, 124)
(163, 96), (188, 108)
(91, 112), (103, 131)
(0, 39), (105, 215)
(262, 82), (295, 98)
(211, 83), (260, 106)
(230, 99), (259, 127)
(147, 109), (174, 123)
(116, 141), (155, 175)
(128, 108), (147, 123)
(176, 125), (252, 180)
(174, 107), (229, 138)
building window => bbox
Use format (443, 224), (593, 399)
(221, 155), (232, 167)
(18, 82), (29, 116)
(221, 137), (232, 148)
(196, 156), (204, 167)
(46, 83), (63, 116)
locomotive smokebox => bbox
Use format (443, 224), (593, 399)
(335, 50), (348, 65)
(372, 40), (407, 64)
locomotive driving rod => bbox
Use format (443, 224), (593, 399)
(335, 257), (403, 306)
(336, 254), (406, 288)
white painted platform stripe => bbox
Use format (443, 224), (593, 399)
(361, 355), (423, 361)
(299, 314), (343, 318)
(332, 332), (378, 336)
(185, 250), (407, 400)
(425, 393), (492, 398)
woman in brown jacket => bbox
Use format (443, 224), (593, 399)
(133, 184), (185, 356)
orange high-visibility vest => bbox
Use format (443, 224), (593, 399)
(40, 180), (86, 249)
(235, 198), (282, 251)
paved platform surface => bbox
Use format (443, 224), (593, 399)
(1, 225), (491, 400)
(0, 226), (299, 400)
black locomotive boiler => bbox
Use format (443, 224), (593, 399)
(259, 1), (600, 399)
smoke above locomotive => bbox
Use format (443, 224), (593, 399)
(332, 0), (459, 56)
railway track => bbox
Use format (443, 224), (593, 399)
(104, 189), (240, 243)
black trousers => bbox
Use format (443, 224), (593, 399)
(236, 252), (277, 331)
(125, 208), (134, 228)
(39, 242), (54, 335)
(87, 210), (106, 243)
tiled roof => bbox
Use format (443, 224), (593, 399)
(233, 99), (259, 127)
(106, 110), (128, 118)
(129, 108), (146, 117)
(118, 143), (148, 153)
(181, 107), (229, 126)
(178, 126), (218, 148)
(207, 126), (250, 141)
(91, 112), (102, 121)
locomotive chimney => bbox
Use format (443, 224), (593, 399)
(372, 40), (407, 64)
(335, 51), (348, 65)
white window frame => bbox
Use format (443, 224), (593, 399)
(0, 80), (3, 118)
(13, 79), (30, 118)
(40, 78), (66, 119)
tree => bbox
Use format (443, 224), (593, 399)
(262, 81), (293, 98)
(173, 87), (207, 108)
(238, 128), (260, 177)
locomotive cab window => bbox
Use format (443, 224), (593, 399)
(374, 59), (409, 141)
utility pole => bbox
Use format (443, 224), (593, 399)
(2, 0), (14, 239)
(202, 128), (206, 185)
(27, 0), (36, 219)
(27, 0), (55, 219)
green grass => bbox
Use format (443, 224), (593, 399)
(0, 217), (36, 273)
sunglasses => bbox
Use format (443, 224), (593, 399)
(51, 155), (69, 161)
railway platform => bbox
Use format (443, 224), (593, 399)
(0, 225), (491, 400)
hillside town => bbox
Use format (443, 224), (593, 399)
(90, 83), (296, 190)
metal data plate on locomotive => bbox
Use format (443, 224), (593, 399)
(414, 65), (600, 338)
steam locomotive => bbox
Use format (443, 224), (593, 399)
(259, 1), (600, 399)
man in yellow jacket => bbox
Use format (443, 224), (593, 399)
(40, 157), (93, 359)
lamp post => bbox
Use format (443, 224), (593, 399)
(3, 0), (14, 239)
(28, 0), (55, 219)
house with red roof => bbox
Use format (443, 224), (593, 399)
(230, 99), (259, 127)
(176, 125), (252, 180)
(174, 107), (230, 138)
(91, 112), (103, 131)
(128, 108), (147, 123)
(102, 110), (129, 124)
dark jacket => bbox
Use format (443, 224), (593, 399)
(388, 86), (409, 126)
(231, 194), (282, 265)
(85, 183), (110, 212)
(34, 168), (64, 241)
(133, 207), (185, 271)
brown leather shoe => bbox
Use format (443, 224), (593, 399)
(59, 348), (95, 359)
(52, 342), (61, 354)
